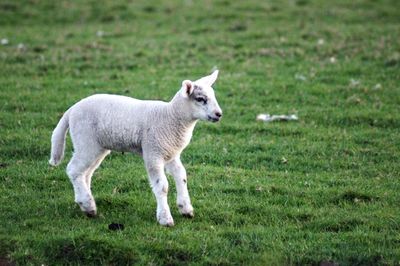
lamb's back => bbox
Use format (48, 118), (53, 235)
(70, 94), (167, 152)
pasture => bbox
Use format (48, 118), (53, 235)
(0, 0), (399, 264)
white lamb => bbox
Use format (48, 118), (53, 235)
(49, 70), (222, 226)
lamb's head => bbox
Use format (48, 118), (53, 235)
(180, 70), (223, 122)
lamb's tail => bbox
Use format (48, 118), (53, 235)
(49, 110), (70, 166)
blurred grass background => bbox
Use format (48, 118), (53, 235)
(0, 0), (399, 265)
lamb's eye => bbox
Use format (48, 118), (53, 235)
(195, 97), (207, 104)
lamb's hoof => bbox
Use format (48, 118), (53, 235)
(178, 203), (194, 218)
(164, 221), (175, 227)
(85, 210), (97, 218)
(158, 214), (174, 227)
(159, 219), (175, 227)
(158, 217), (175, 227)
(182, 212), (194, 219)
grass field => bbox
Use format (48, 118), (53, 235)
(1, 0), (400, 265)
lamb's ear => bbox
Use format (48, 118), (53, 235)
(207, 70), (219, 86)
(196, 70), (219, 86)
(181, 80), (194, 98)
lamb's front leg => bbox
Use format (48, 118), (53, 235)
(144, 159), (174, 226)
(165, 157), (194, 218)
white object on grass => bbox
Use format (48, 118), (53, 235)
(96, 30), (104, 37)
(295, 74), (307, 81)
(257, 113), (298, 122)
(1, 38), (9, 45)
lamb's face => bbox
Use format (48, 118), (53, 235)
(189, 84), (222, 122)
(181, 70), (223, 123)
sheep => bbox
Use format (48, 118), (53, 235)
(49, 70), (222, 226)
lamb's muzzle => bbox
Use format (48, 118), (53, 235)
(208, 110), (223, 122)
(48, 70), (222, 226)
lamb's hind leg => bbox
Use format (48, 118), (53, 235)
(165, 157), (194, 218)
(67, 147), (106, 217)
(84, 150), (110, 190)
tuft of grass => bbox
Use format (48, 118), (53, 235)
(1, 0), (400, 265)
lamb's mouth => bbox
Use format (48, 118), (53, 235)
(207, 116), (220, 122)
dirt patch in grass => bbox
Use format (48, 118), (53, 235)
(304, 217), (364, 232)
(0, 257), (14, 266)
(333, 191), (377, 204)
(286, 212), (314, 223)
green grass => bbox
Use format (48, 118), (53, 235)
(1, 0), (400, 265)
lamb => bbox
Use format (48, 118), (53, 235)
(49, 70), (222, 226)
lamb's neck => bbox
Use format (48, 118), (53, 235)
(167, 94), (198, 130)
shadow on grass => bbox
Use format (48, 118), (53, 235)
(332, 190), (377, 204)
(297, 254), (385, 266)
(45, 236), (137, 265)
(144, 245), (197, 266)
(305, 218), (364, 233)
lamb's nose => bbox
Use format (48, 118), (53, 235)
(215, 111), (222, 118)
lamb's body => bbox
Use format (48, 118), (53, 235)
(68, 94), (195, 158)
(49, 71), (222, 226)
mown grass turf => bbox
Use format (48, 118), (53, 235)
(0, 0), (399, 265)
